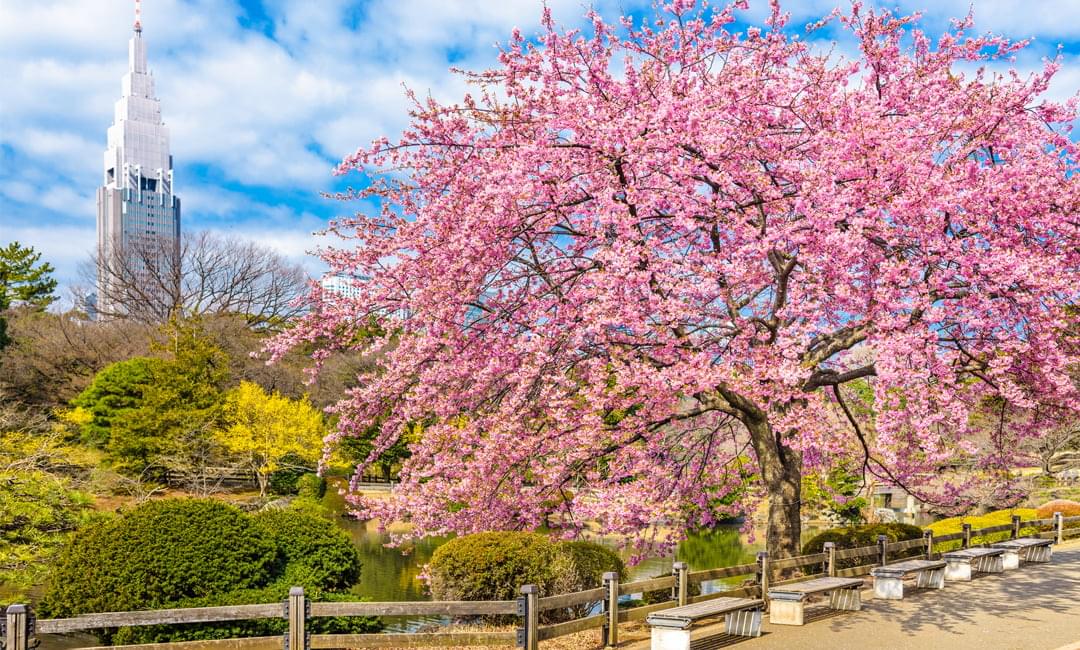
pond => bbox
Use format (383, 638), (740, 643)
(326, 485), (827, 631)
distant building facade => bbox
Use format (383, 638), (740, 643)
(95, 7), (180, 318)
(320, 272), (366, 301)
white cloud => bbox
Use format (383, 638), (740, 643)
(3, 0), (1080, 301)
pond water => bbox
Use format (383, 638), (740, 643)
(325, 485), (826, 631)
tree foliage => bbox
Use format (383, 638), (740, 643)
(271, 1), (1080, 558)
(0, 241), (57, 350)
(216, 381), (326, 495)
(105, 320), (230, 475)
(0, 405), (94, 603)
(71, 356), (166, 448)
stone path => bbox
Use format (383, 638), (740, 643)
(625, 541), (1080, 650)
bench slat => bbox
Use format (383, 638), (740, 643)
(645, 597), (762, 630)
(870, 559), (945, 578)
(991, 537), (1054, 549)
(943, 547), (1005, 559)
(767, 576), (863, 596)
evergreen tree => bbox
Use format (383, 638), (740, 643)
(0, 241), (57, 350)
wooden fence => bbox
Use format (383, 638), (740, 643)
(6, 513), (1079, 650)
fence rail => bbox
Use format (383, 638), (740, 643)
(9, 512), (1078, 650)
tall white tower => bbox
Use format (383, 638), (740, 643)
(96, 0), (181, 318)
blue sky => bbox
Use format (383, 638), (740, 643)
(2, 0), (1079, 297)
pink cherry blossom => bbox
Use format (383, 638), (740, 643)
(269, 1), (1080, 559)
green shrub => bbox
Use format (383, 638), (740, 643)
(297, 472), (327, 500)
(40, 498), (376, 644)
(267, 453), (311, 495)
(1036, 500), (1080, 519)
(926, 508), (1039, 553)
(802, 523), (924, 569)
(251, 509), (359, 589)
(427, 532), (624, 623)
(40, 499), (277, 617)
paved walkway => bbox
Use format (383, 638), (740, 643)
(626, 541), (1080, 650)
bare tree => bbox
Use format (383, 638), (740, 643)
(79, 231), (309, 328)
(0, 308), (153, 408)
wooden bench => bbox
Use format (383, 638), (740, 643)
(869, 559), (946, 599)
(942, 547), (1005, 581)
(767, 577), (863, 626)
(645, 597), (763, 650)
(991, 537), (1054, 569)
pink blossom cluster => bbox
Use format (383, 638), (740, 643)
(269, 1), (1080, 554)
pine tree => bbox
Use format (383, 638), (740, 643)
(0, 241), (58, 350)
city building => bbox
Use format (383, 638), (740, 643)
(95, 1), (180, 318)
(320, 272), (366, 301)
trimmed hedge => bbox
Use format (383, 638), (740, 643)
(40, 499), (277, 616)
(40, 499), (377, 644)
(925, 508), (1039, 553)
(1036, 500), (1080, 519)
(427, 532), (624, 623)
(251, 509), (359, 589)
(802, 523), (924, 569)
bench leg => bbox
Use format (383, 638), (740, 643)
(830, 587), (862, 611)
(1027, 546), (1052, 563)
(874, 576), (904, 600)
(915, 568), (945, 589)
(769, 599), (805, 626)
(976, 555), (1004, 574)
(945, 559), (971, 581)
(725, 608), (762, 637)
(650, 627), (691, 650)
(1001, 550), (1020, 571)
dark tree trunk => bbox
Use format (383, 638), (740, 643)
(746, 417), (803, 560)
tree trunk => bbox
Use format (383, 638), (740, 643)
(746, 418), (803, 560)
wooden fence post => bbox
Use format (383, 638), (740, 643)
(924, 530), (934, 559)
(286, 587), (307, 650)
(602, 572), (619, 647)
(877, 535), (888, 566)
(673, 562), (688, 607)
(1011, 515), (1022, 540)
(1055, 512), (1064, 545)
(823, 542), (836, 577)
(5, 604), (31, 650)
(517, 584), (539, 650)
(962, 523), (972, 549)
(756, 552), (770, 611)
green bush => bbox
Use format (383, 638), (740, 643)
(251, 509), (359, 589)
(802, 523), (924, 569)
(40, 499), (277, 616)
(40, 498), (377, 644)
(267, 452), (313, 495)
(926, 508), (1039, 553)
(427, 532), (624, 623)
(297, 472), (328, 500)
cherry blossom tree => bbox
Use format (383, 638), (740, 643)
(272, 1), (1080, 559)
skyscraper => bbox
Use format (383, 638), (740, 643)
(95, 0), (180, 318)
